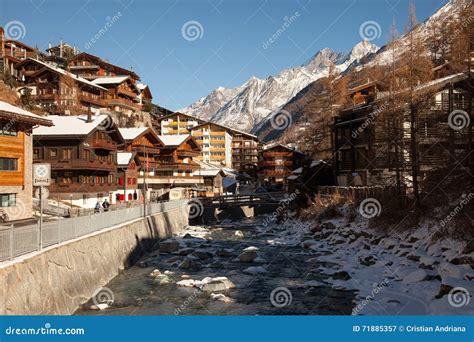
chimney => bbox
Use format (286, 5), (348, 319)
(86, 106), (92, 123)
(59, 38), (63, 58)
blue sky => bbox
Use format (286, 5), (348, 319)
(1, 0), (446, 110)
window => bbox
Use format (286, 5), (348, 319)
(50, 149), (57, 158)
(62, 148), (72, 159)
(0, 121), (17, 136)
(0, 158), (18, 171)
(0, 193), (16, 207)
(33, 149), (40, 159)
(83, 150), (91, 160)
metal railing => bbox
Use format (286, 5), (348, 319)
(0, 199), (188, 263)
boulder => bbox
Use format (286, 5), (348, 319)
(165, 256), (182, 264)
(402, 269), (428, 284)
(149, 269), (161, 278)
(179, 256), (202, 270)
(178, 248), (195, 256)
(176, 279), (197, 287)
(159, 239), (180, 253)
(153, 274), (174, 285)
(192, 250), (213, 260)
(210, 293), (234, 303)
(234, 230), (244, 238)
(216, 248), (233, 257)
(200, 277), (235, 292)
(302, 240), (317, 249)
(238, 250), (257, 263)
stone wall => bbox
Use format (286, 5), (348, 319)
(0, 201), (189, 315)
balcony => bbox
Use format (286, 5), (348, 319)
(151, 162), (200, 171)
(263, 151), (293, 158)
(41, 159), (116, 171)
(106, 97), (142, 110)
(48, 182), (116, 193)
(261, 160), (293, 167)
(132, 145), (162, 155)
(79, 93), (106, 107)
(92, 139), (117, 150)
(118, 87), (139, 98)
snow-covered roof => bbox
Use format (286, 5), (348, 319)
(0, 101), (53, 126)
(117, 152), (133, 166)
(33, 114), (111, 136)
(118, 127), (148, 140)
(158, 134), (190, 146)
(136, 83), (148, 90)
(287, 175), (299, 180)
(310, 160), (324, 168)
(292, 167), (303, 174)
(91, 76), (131, 85)
(24, 58), (107, 91)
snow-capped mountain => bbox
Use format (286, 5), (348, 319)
(180, 40), (379, 132)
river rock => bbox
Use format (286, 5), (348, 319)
(402, 269), (428, 284)
(320, 222), (336, 230)
(234, 230), (244, 238)
(159, 239), (180, 253)
(216, 248), (233, 257)
(149, 269), (161, 278)
(210, 293), (234, 303)
(200, 277), (235, 292)
(243, 266), (267, 275)
(192, 250), (213, 260)
(238, 250), (257, 263)
(176, 279), (197, 287)
(178, 248), (195, 256)
(165, 256), (182, 264)
(302, 240), (317, 249)
(153, 274), (174, 285)
(179, 256), (202, 270)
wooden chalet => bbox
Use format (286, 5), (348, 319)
(0, 27), (45, 77)
(32, 113), (124, 208)
(67, 52), (140, 81)
(116, 151), (141, 203)
(0, 101), (52, 222)
(259, 143), (306, 185)
(14, 58), (107, 115)
(333, 72), (473, 186)
(145, 135), (203, 200)
(231, 129), (260, 176)
(91, 76), (141, 114)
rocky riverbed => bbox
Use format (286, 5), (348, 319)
(76, 214), (473, 315)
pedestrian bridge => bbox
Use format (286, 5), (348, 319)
(198, 192), (286, 209)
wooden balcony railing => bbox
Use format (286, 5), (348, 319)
(106, 97), (142, 110)
(92, 139), (117, 150)
(48, 182), (116, 193)
(39, 159), (116, 171)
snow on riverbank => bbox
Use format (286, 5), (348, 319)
(259, 214), (473, 315)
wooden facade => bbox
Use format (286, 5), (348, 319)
(259, 144), (306, 184)
(333, 73), (473, 186)
(231, 131), (259, 175)
(33, 114), (124, 208)
(0, 101), (52, 221)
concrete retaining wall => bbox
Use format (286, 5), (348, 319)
(0, 201), (189, 315)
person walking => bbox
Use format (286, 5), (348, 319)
(102, 199), (110, 212)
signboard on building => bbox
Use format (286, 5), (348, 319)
(33, 163), (51, 186)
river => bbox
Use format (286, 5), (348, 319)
(75, 217), (356, 315)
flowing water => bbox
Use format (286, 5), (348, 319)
(76, 218), (356, 315)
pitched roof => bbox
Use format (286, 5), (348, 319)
(191, 120), (258, 139)
(0, 101), (53, 126)
(33, 114), (112, 136)
(118, 127), (149, 140)
(68, 52), (140, 80)
(158, 134), (190, 146)
(117, 152), (134, 166)
(91, 76), (131, 85)
(19, 58), (107, 91)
